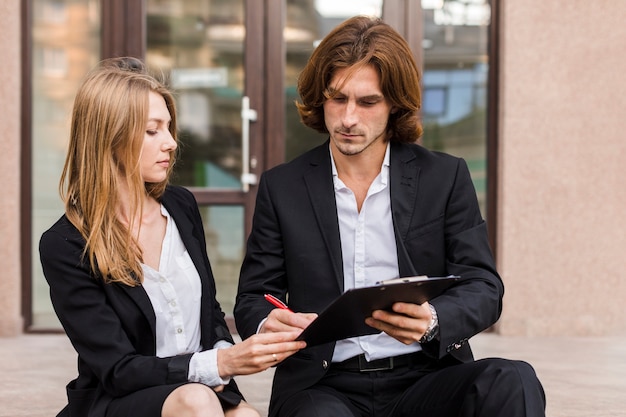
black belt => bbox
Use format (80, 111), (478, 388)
(332, 352), (427, 372)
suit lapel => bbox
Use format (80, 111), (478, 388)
(161, 192), (209, 281)
(118, 281), (158, 347)
(115, 189), (209, 350)
(303, 144), (345, 291)
(389, 143), (420, 276)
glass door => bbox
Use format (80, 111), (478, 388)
(26, 0), (492, 330)
(145, 0), (259, 316)
(29, 0), (102, 329)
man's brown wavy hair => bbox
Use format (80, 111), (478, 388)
(296, 15), (423, 143)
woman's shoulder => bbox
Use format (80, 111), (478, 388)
(39, 215), (85, 258)
(41, 215), (81, 240)
(162, 184), (196, 206)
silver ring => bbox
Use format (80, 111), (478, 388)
(272, 353), (278, 361)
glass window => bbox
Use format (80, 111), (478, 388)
(421, 0), (491, 216)
(31, 0), (101, 329)
(199, 205), (244, 315)
(147, 0), (245, 189)
(146, 0), (246, 313)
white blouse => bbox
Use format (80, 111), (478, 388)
(142, 205), (230, 387)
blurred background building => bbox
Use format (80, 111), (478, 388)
(1, 0), (624, 338)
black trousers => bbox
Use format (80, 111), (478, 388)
(276, 355), (546, 417)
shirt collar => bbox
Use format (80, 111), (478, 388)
(329, 142), (390, 189)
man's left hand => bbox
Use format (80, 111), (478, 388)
(365, 302), (432, 345)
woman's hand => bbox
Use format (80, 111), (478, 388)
(216, 331), (306, 378)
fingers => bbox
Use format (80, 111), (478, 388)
(218, 332), (307, 377)
(364, 302), (431, 345)
(260, 309), (318, 334)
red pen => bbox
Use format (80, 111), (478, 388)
(264, 293), (293, 312)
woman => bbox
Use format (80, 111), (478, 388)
(39, 58), (305, 417)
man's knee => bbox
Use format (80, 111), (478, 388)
(276, 389), (358, 417)
(482, 358), (543, 392)
(475, 358), (546, 415)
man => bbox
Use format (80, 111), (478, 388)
(235, 15), (545, 417)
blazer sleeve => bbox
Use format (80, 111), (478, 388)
(417, 157), (504, 359)
(39, 221), (192, 398)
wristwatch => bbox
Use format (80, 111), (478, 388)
(418, 304), (439, 344)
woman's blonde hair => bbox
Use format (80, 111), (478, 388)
(60, 58), (178, 286)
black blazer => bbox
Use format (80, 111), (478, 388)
(234, 141), (504, 416)
(40, 185), (241, 417)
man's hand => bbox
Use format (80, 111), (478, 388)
(365, 302), (432, 345)
(260, 308), (318, 334)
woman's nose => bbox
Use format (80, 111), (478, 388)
(164, 130), (177, 150)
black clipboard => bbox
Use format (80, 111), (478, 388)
(295, 275), (460, 346)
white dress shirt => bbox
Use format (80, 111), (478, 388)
(330, 143), (421, 362)
(142, 205), (231, 387)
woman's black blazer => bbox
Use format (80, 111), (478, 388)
(40, 185), (241, 417)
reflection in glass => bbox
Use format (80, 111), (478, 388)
(31, 0), (101, 328)
(146, 0), (246, 313)
(147, 0), (245, 189)
(421, 0), (490, 216)
(199, 205), (244, 316)
(285, 0), (383, 162)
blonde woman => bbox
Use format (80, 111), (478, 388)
(39, 58), (306, 417)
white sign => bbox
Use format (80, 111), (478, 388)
(170, 67), (228, 89)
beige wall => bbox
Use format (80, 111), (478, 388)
(0, 0), (23, 336)
(497, 0), (626, 336)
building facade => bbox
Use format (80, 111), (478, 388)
(1, 0), (624, 337)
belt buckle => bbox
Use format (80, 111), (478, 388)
(358, 355), (394, 372)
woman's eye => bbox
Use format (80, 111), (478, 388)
(146, 130), (158, 136)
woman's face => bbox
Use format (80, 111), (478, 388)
(140, 91), (176, 183)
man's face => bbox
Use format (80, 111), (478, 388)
(323, 64), (394, 157)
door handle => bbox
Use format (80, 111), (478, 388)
(241, 96), (258, 192)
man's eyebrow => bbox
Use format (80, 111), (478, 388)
(326, 87), (384, 100)
(359, 94), (384, 101)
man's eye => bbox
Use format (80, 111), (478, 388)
(332, 96), (347, 103)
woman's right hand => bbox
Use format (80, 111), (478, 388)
(216, 331), (306, 378)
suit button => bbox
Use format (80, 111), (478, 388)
(322, 360), (329, 369)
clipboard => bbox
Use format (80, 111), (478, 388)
(295, 275), (460, 346)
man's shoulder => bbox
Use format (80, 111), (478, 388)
(391, 141), (462, 166)
(265, 141), (329, 176)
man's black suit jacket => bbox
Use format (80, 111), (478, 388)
(40, 186), (241, 417)
(235, 141), (504, 416)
